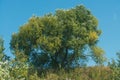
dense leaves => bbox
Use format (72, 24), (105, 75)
(10, 5), (105, 69)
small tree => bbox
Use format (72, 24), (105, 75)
(108, 52), (120, 80)
(116, 52), (120, 67)
(0, 37), (5, 61)
(0, 37), (12, 80)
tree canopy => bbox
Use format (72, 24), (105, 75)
(10, 5), (105, 69)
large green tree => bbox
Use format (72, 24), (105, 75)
(10, 5), (105, 69)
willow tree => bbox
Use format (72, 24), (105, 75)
(10, 5), (105, 69)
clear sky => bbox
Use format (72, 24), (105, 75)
(0, 0), (120, 64)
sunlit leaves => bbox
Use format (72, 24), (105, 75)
(89, 31), (98, 42)
(91, 46), (106, 65)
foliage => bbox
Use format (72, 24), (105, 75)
(0, 61), (119, 80)
(0, 37), (4, 60)
(9, 61), (28, 80)
(0, 37), (7, 61)
(0, 37), (10, 62)
(0, 61), (12, 80)
(10, 5), (105, 69)
(116, 52), (120, 67)
(28, 66), (112, 80)
(108, 52), (120, 80)
(91, 46), (106, 65)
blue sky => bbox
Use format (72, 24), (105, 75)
(0, 0), (120, 64)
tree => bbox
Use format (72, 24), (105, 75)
(108, 52), (120, 80)
(116, 52), (120, 67)
(0, 37), (10, 61)
(10, 5), (105, 69)
(0, 37), (9, 61)
(0, 37), (12, 79)
(0, 37), (4, 61)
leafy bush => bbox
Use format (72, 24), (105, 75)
(0, 60), (119, 80)
(0, 61), (13, 80)
(36, 66), (112, 80)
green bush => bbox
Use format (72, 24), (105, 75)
(0, 60), (119, 80)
